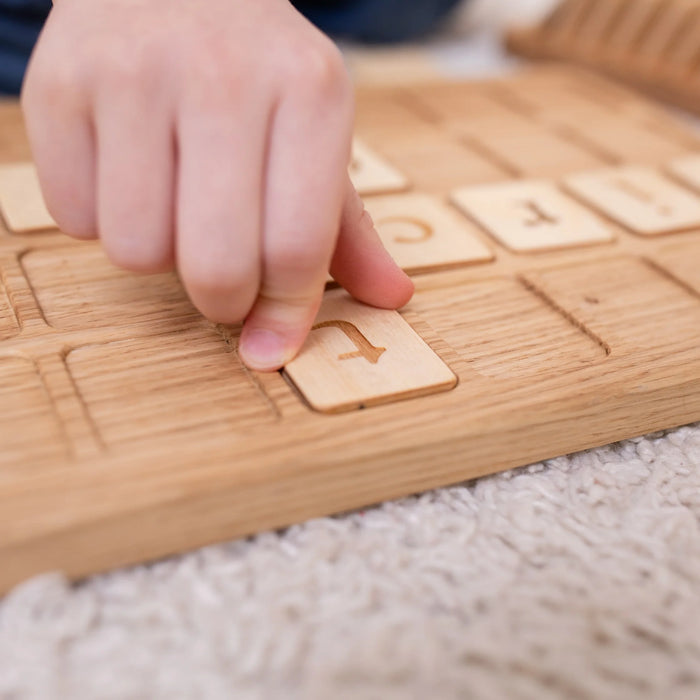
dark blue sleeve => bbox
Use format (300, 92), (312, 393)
(292, 0), (462, 43)
(0, 0), (51, 94)
(0, 0), (463, 95)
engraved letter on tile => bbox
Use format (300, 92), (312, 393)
(312, 320), (387, 364)
(285, 290), (457, 413)
(565, 166), (700, 235)
(451, 180), (614, 252)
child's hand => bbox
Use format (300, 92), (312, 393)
(21, 0), (414, 370)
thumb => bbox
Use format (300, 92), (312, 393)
(330, 177), (414, 309)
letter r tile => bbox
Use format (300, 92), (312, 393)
(283, 290), (457, 413)
(0, 163), (58, 233)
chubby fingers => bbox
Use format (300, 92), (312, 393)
(94, 76), (175, 272)
(238, 43), (352, 371)
(331, 176), (414, 309)
(176, 82), (267, 323)
(21, 41), (97, 240)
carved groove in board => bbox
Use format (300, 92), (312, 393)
(409, 277), (607, 381)
(518, 275), (612, 357)
(0, 269), (18, 340)
(21, 245), (198, 332)
(16, 250), (50, 327)
(399, 308), (468, 381)
(523, 257), (700, 356)
(213, 323), (284, 421)
(0, 354), (70, 470)
(36, 353), (104, 458)
(1, 252), (45, 331)
(643, 248), (700, 300)
(456, 135), (521, 178)
(66, 330), (277, 447)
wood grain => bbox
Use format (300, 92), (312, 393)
(0, 162), (56, 233)
(284, 290), (457, 413)
(667, 154), (700, 194)
(564, 166), (700, 235)
(451, 179), (615, 252)
(0, 355), (68, 476)
(3, 68), (700, 593)
(366, 193), (494, 273)
(506, 0), (700, 116)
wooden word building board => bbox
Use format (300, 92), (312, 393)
(2, 66), (700, 592)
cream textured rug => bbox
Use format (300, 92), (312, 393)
(4, 3), (700, 698)
(2, 426), (700, 699)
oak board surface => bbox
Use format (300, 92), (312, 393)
(3, 65), (700, 592)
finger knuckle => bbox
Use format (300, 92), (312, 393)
(189, 43), (229, 88)
(33, 175), (95, 239)
(102, 230), (170, 273)
(100, 51), (151, 92)
(284, 39), (349, 100)
(181, 45), (251, 109)
(180, 255), (257, 321)
(266, 238), (328, 282)
(22, 54), (82, 111)
(50, 208), (97, 241)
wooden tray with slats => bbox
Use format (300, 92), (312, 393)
(3, 65), (700, 594)
(507, 0), (700, 115)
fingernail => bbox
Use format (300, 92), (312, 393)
(239, 328), (289, 371)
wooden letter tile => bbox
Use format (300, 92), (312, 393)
(667, 154), (700, 194)
(450, 180), (614, 252)
(0, 162), (57, 233)
(284, 290), (456, 413)
(350, 139), (410, 196)
(365, 193), (494, 274)
(564, 166), (700, 235)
